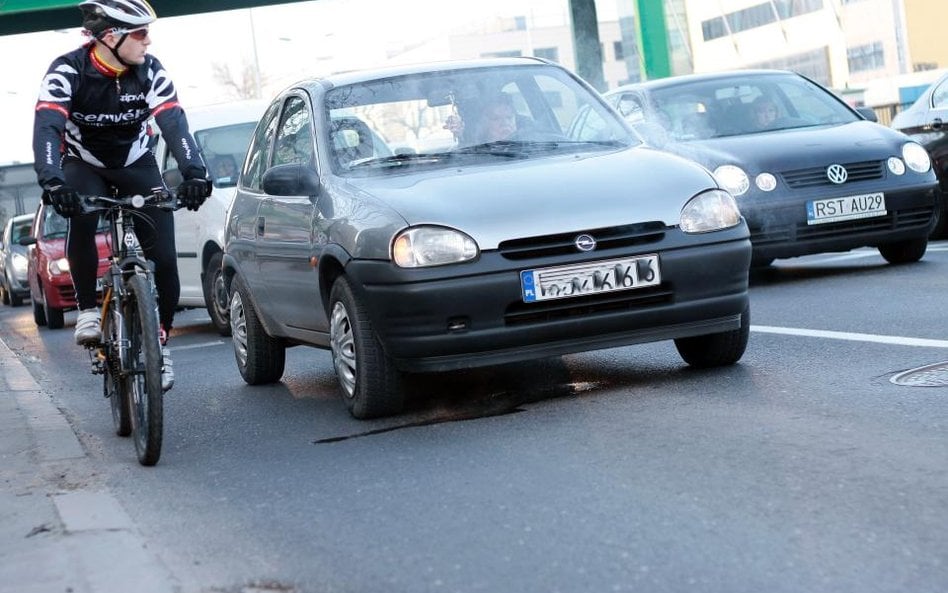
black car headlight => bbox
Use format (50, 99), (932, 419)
(713, 165), (750, 196)
(680, 189), (742, 233)
(392, 226), (479, 268)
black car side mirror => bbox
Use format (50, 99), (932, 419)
(856, 107), (878, 123)
(262, 163), (321, 197)
(19, 236), (36, 246)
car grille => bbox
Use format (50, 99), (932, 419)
(780, 160), (884, 189)
(498, 222), (667, 260)
(504, 284), (673, 326)
(752, 205), (933, 246)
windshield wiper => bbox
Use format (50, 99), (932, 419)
(347, 152), (457, 170)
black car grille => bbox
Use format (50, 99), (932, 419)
(504, 284), (673, 326)
(752, 205), (933, 246)
(780, 160), (884, 189)
(498, 222), (667, 260)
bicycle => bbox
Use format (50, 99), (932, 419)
(83, 189), (180, 466)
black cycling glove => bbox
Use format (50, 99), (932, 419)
(177, 178), (212, 211)
(46, 183), (82, 218)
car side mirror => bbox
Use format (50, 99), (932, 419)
(262, 163), (321, 197)
(162, 167), (184, 188)
(856, 107), (878, 123)
(19, 236), (36, 246)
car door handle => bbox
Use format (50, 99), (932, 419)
(932, 118), (943, 130)
(256, 216), (265, 236)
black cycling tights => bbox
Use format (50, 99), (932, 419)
(63, 154), (180, 332)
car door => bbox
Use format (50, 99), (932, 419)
(897, 76), (948, 187)
(254, 93), (324, 333)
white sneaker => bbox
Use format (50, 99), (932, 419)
(161, 346), (174, 392)
(74, 308), (101, 345)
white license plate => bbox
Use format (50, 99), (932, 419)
(521, 254), (661, 303)
(806, 193), (886, 225)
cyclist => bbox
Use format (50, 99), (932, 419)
(32, 0), (212, 391)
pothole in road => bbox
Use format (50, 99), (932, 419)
(890, 361), (948, 387)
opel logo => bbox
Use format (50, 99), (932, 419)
(575, 234), (597, 252)
(826, 164), (848, 184)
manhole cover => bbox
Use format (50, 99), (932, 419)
(890, 361), (948, 387)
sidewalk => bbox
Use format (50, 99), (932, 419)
(0, 334), (177, 593)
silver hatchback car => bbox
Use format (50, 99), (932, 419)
(223, 58), (752, 419)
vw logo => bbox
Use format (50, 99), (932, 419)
(826, 164), (848, 184)
(575, 234), (597, 252)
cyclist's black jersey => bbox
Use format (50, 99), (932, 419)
(33, 43), (206, 188)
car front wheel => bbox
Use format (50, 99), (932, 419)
(229, 275), (285, 384)
(329, 277), (404, 419)
(203, 251), (231, 337)
(32, 295), (47, 326)
(878, 237), (927, 264)
(41, 282), (64, 329)
(674, 306), (750, 368)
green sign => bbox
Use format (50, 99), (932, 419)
(0, 1), (77, 15)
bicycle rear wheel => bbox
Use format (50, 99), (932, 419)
(125, 274), (163, 466)
(102, 305), (131, 437)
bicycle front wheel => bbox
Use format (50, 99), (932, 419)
(125, 274), (163, 466)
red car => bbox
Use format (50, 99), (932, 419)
(23, 202), (109, 329)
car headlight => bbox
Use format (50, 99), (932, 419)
(713, 165), (750, 196)
(902, 142), (931, 173)
(12, 252), (27, 272)
(392, 226), (479, 268)
(680, 189), (743, 233)
(48, 257), (70, 276)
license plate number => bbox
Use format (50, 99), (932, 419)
(521, 255), (661, 303)
(806, 193), (886, 225)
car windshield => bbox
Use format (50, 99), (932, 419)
(42, 208), (106, 239)
(324, 64), (637, 175)
(642, 73), (860, 141)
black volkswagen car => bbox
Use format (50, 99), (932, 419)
(605, 70), (938, 267)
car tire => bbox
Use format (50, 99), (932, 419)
(0, 277), (9, 305)
(32, 296), (47, 326)
(202, 251), (232, 337)
(930, 188), (948, 240)
(9, 287), (23, 307)
(329, 276), (404, 419)
(229, 275), (285, 385)
(878, 236), (927, 264)
(44, 293), (65, 329)
(674, 306), (750, 368)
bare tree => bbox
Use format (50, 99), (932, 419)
(211, 61), (264, 100)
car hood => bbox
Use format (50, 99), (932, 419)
(340, 147), (716, 249)
(667, 121), (911, 172)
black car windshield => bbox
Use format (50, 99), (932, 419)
(324, 64), (637, 175)
(641, 73), (861, 141)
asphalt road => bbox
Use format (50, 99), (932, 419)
(3, 244), (948, 593)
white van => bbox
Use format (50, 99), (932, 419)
(154, 100), (268, 335)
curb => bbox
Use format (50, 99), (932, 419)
(0, 334), (178, 593)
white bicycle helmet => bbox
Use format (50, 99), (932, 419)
(79, 0), (156, 34)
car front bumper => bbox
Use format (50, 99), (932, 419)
(742, 181), (937, 261)
(346, 227), (751, 373)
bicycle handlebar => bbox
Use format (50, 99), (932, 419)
(79, 190), (182, 214)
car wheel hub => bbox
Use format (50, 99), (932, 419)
(329, 302), (356, 398)
(230, 292), (248, 367)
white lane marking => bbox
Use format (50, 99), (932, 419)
(168, 340), (227, 352)
(752, 325), (948, 348)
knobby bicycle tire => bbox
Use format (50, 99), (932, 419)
(102, 295), (131, 437)
(125, 273), (163, 466)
